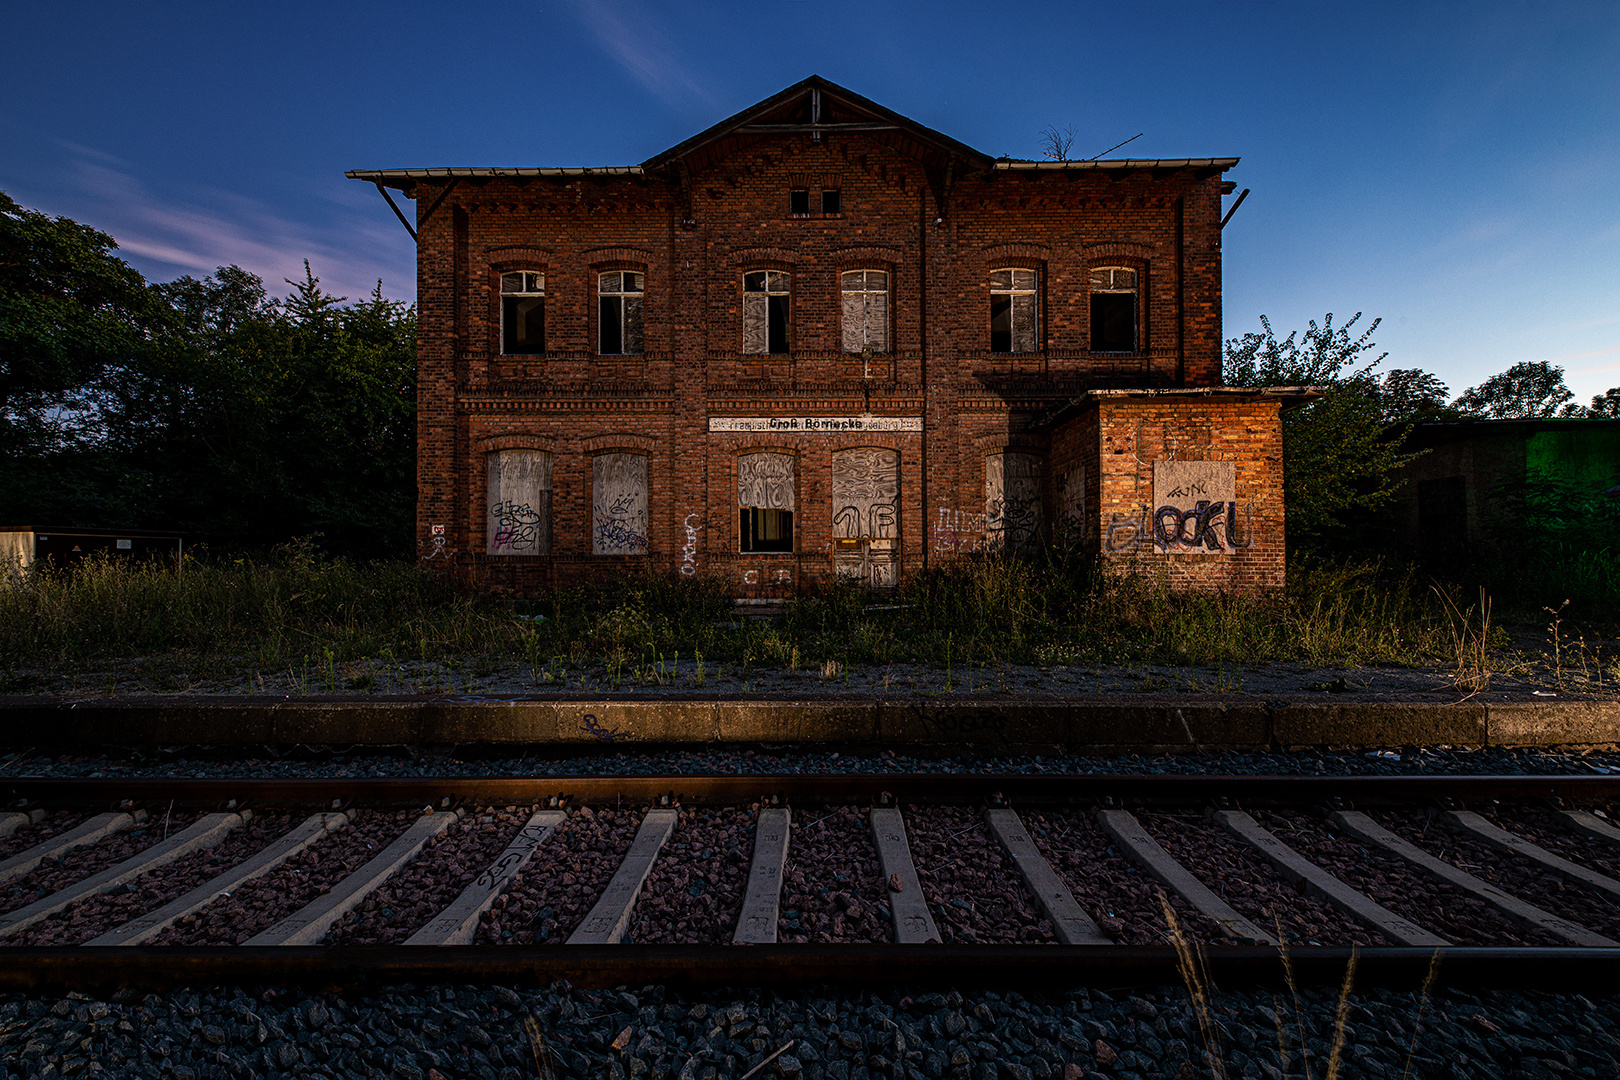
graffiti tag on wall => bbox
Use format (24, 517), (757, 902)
(1099, 461), (1254, 555)
(680, 512), (701, 576)
(592, 453), (649, 555)
(487, 450), (552, 555)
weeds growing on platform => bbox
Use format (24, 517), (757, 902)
(0, 541), (1563, 689)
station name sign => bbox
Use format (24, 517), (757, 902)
(708, 415), (923, 433)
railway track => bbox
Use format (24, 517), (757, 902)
(5, 774), (1620, 992)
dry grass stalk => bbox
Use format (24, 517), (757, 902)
(1159, 890), (1227, 1080)
(1324, 945), (1359, 1080)
(1400, 948), (1444, 1080)
(1433, 585), (1492, 697)
(524, 1015), (559, 1080)
(1274, 914), (1314, 1080)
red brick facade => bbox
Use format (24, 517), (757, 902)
(352, 77), (1295, 593)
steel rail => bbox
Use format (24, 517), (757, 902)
(2, 945), (1619, 994)
(6, 773), (1620, 808)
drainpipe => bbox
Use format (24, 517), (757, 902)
(919, 178), (929, 570)
(1175, 195), (1185, 387)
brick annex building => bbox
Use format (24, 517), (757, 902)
(349, 77), (1302, 595)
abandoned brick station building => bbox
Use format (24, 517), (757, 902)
(349, 76), (1305, 595)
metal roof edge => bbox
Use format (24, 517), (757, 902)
(345, 167), (645, 182)
(993, 158), (1240, 171)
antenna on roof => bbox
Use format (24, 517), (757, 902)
(1088, 133), (1143, 161)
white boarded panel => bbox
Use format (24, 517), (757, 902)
(1151, 461), (1236, 554)
(593, 453), (649, 555)
(986, 452), (1041, 553)
(738, 453), (795, 511)
(832, 448), (899, 539)
(487, 450), (552, 556)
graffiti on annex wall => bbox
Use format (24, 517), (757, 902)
(985, 452), (1041, 553)
(486, 450), (552, 555)
(1100, 461), (1255, 555)
(832, 448), (899, 539)
(593, 452), (649, 555)
(1056, 464), (1086, 549)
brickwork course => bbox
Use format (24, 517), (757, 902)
(348, 76), (1311, 595)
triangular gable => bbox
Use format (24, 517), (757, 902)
(641, 75), (993, 175)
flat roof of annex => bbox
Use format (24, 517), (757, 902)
(346, 75), (1238, 193)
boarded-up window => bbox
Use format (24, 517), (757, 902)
(832, 448), (899, 539)
(500, 271), (545, 355)
(989, 268), (1037, 353)
(986, 452), (1042, 552)
(841, 270), (889, 354)
(743, 271), (790, 355)
(598, 271), (645, 355)
(738, 452), (794, 553)
(1057, 464), (1086, 549)
(486, 450), (551, 555)
(592, 452), (648, 555)
(1090, 267), (1137, 352)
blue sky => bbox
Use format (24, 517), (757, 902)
(3, 0), (1617, 402)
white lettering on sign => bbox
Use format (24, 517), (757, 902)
(708, 415), (922, 433)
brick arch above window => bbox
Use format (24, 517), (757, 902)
(477, 434), (556, 454)
(584, 246), (654, 266)
(830, 245), (904, 267)
(975, 434), (1045, 454)
(485, 246), (555, 263)
(583, 434), (657, 455)
(981, 242), (1051, 264)
(731, 439), (801, 454)
(727, 247), (800, 267)
(1081, 241), (1155, 261)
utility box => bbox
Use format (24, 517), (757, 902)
(0, 527), (184, 572)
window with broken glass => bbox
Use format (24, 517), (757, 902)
(841, 270), (889, 354)
(989, 268), (1038, 353)
(500, 271), (545, 355)
(598, 271), (645, 355)
(1090, 267), (1138, 352)
(743, 271), (791, 355)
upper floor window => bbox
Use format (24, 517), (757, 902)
(500, 271), (545, 355)
(790, 189), (811, 215)
(743, 271), (790, 355)
(989, 268), (1038, 353)
(821, 189), (842, 214)
(1090, 267), (1138, 352)
(841, 270), (889, 354)
(598, 271), (645, 355)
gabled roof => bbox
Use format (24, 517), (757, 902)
(640, 75), (994, 175)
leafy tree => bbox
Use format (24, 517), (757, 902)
(1454, 360), (1581, 418)
(1588, 387), (1620, 418)
(1225, 313), (1426, 553)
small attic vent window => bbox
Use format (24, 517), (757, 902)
(789, 189), (810, 215)
(821, 189), (841, 214)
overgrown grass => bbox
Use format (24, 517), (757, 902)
(0, 543), (1528, 680)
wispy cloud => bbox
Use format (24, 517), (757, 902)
(563, 0), (721, 116)
(37, 147), (415, 304)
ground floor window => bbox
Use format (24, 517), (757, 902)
(738, 452), (794, 552)
(592, 452), (649, 555)
(486, 449), (551, 555)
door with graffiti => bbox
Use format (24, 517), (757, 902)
(832, 448), (899, 586)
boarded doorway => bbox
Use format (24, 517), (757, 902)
(832, 448), (899, 586)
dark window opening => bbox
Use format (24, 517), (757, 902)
(743, 271), (791, 355)
(741, 508), (793, 552)
(790, 189), (810, 215)
(990, 297), (1012, 353)
(766, 295), (789, 354)
(1091, 292), (1135, 352)
(598, 271), (644, 355)
(821, 189), (841, 214)
(500, 271), (545, 355)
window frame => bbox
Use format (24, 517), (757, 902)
(742, 270), (792, 355)
(989, 267), (1039, 354)
(840, 269), (890, 355)
(498, 270), (546, 356)
(737, 450), (796, 553)
(1089, 265), (1139, 354)
(597, 270), (646, 356)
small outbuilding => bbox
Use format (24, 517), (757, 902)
(0, 527), (185, 572)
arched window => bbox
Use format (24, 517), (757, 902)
(486, 450), (551, 555)
(1090, 267), (1138, 352)
(738, 452), (794, 553)
(598, 271), (644, 355)
(499, 271), (545, 355)
(841, 270), (889, 353)
(742, 271), (790, 354)
(989, 268), (1038, 353)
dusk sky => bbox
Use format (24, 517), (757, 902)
(3, 1), (1617, 403)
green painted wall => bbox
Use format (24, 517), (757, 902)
(1526, 426), (1620, 490)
